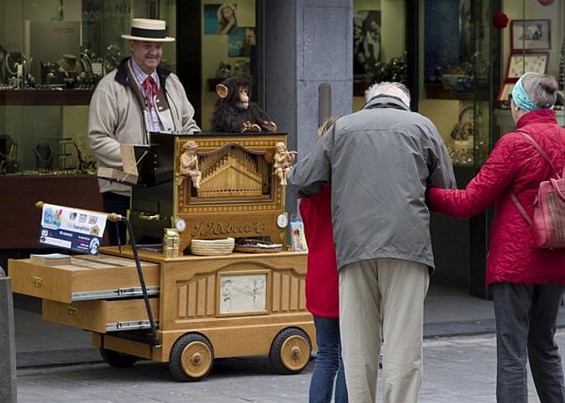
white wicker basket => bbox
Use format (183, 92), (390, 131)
(190, 238), (235, 256)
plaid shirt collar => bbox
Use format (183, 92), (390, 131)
(129, 58), (159, 89)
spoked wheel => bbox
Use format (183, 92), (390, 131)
(269, 328), (312, 375)
(169, 333), (214, 382)
(99, 348), (139, 368)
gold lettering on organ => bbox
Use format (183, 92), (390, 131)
(191, 220), (267, 237)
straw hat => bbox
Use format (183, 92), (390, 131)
(121, 18), (175, 42)
(183, 141), (198, 150)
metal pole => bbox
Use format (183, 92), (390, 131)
(0, 267), (17, 402)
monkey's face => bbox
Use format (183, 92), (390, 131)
(236, 86), (250, 110)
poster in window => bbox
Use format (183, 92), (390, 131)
(204, 3), (237, 35)
(353, 10), (381, 77)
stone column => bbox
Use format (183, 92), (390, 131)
(263, 0), (353, 216)
(0, 267), (17, 403)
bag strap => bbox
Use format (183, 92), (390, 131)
(511, 130), (559, 227)
(515, 130), (561, 178)
(510, 193), (533, 226)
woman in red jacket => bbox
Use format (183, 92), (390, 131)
(299, 117), (348, 403)
(428, 72), (565, 403)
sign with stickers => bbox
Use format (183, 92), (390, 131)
(38, 203), (108, 255)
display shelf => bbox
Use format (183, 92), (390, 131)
(424, 83), (490, 101)
(0, 89), (94, 106)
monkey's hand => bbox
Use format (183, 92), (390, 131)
(241, 121), (262, 133)
(262, 121), (277, 132)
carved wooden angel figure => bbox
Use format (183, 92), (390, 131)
(273, 142), (297, 186)
(179, 141), (202, 189)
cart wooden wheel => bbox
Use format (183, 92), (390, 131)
(99, 348), (138, 368)
(269, 328), (312, 375)
(169, 333), (214, 382)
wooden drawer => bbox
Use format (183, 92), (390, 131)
(9, 254), (160, 303)
(43, 298), (159, 333)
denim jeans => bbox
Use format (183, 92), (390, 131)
(492, 282), (565, 403)
(309, 315), (348, 403)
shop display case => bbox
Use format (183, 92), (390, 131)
(422, 0), (495, 169)
(421, 0), (500, 298)
(0, 0), (177, 176)
(0, 0), (177, 249)
(421, 0), (564, 298)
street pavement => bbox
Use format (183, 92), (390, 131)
(16, 330), (564, 403)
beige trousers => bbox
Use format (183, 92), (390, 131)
(339, 258), (429, 403)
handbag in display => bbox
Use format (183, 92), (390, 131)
(511, 131), (565, 248)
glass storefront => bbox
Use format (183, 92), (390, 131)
(0, 0), (265, 174)
(199, 0), (257, 130)
(0, 0), (177, 174)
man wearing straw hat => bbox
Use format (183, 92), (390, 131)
(88, 18), (200, 245)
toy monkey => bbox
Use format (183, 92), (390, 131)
(211, 76), (277, 133)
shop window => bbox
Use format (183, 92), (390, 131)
(494, 1), (565, 137)
(420, 0), (492, 168)
(200, 1), (257, 131)
(0, 0), (176, 175)
(352, 0), (407, 111)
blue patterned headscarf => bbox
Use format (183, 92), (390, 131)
(511, 72), (554, 112)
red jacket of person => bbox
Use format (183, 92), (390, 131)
(300, 184), (339, 318)
(428, 109), (565, 286)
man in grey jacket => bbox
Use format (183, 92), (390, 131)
(88, 18), (200, 245)
(287, 82), (455, 403)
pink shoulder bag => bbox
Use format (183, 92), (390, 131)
(511, 131), (565, 248)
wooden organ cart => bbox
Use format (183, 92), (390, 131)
(9, 133), (314, 381)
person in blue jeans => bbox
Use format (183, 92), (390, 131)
(310, 315), (348, 402)
(294, 117), (347, 403)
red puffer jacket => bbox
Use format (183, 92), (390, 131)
(300, 184), (340, 318)
(428, 109), (565, 285)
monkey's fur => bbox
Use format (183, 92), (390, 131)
(211, 76), (277, 133)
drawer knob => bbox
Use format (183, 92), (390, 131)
(67, 307), (78, 316)
(32, 276), (42, 287)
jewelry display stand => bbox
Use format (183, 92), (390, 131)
(57, 137), (74, 170)
(34, 142), (53, 170)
